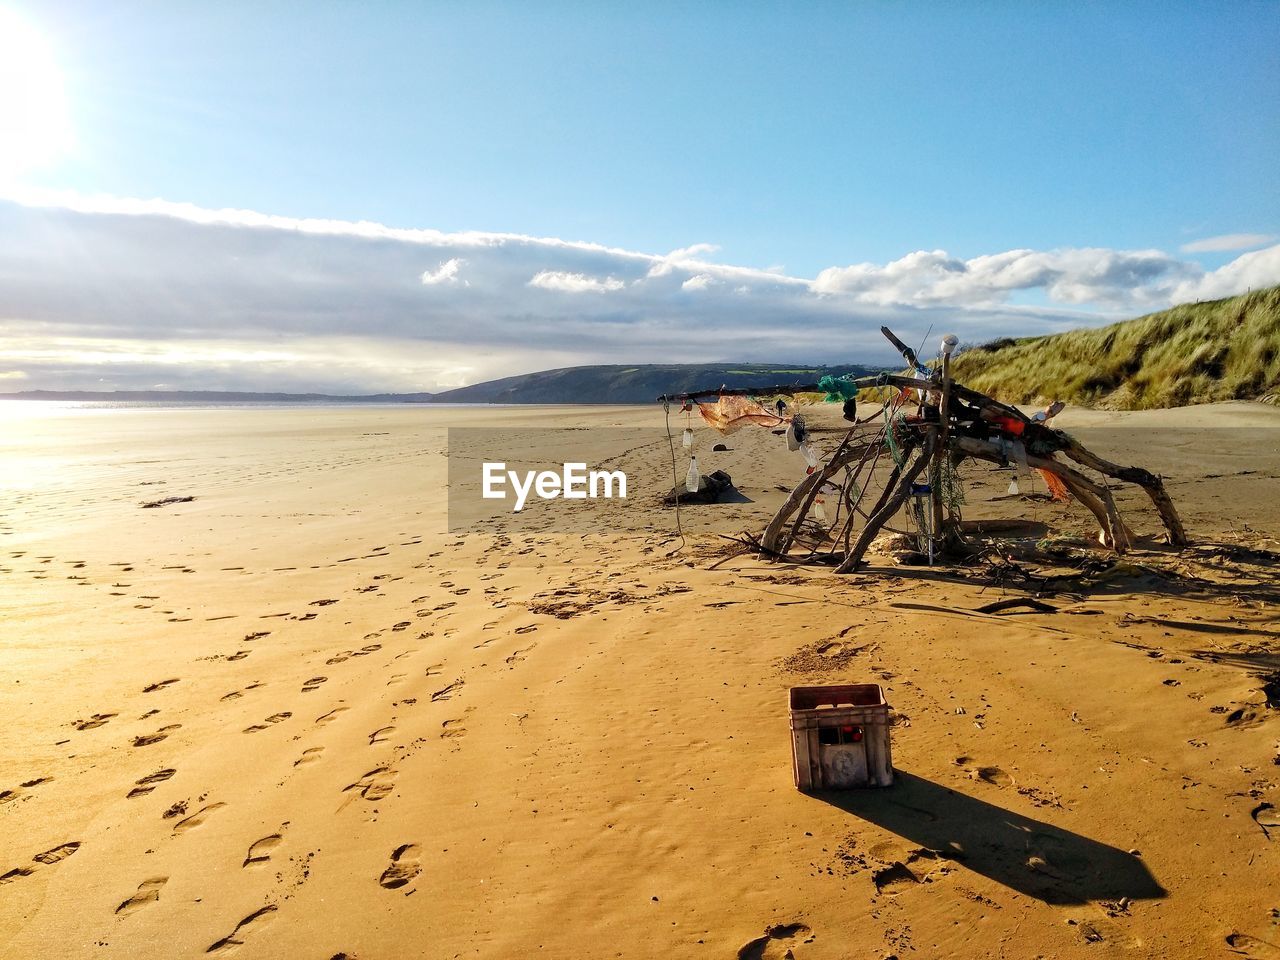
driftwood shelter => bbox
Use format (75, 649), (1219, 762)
(661, 327), (1187, 573)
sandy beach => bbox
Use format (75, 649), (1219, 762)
(2, 400), (1279, 959)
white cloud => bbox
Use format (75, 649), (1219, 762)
(647, 243), (721, 278)
(528, 270), (626, 293)
(1180, 233), (1277, 254)
(420, 258), (467, 286)
(0, 189), (1276, 393)
(812, 247), (1205, 307)
(1173, 243), (1280, 302)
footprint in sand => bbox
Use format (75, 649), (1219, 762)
(116, 877), (167, 915)
(378, 844), (421, 889)
(32, 842), (81, 865)
(243, 713), (291, 734)
(505, 644), (536, 666)
(974, 766), (1013, 788)
(369, 726), (395, 745)
(221, 682), (263, 702)
(133, 725), (181, 747)
(172, 802), (226, 834)
(1, 842), (82, 883)
(128, 768), (177, 798)
(142, 678), (180, 693)
(301, 677), (327, 693)
(162, 800), (188, 820)
(1252, 802), (1279, 840)
(243, 834), (283, 867)
(294, 747), (325, 767)
(430, 679), (464, 702)
(737, 923), (813, 960)
(441, 716), (469, 740)
(315, 707), (349, 726)
(75, 713), (117, 730)
(206, 905), (277, 954)
(1225, 932), (1280, 959)
(872, 861), (921, 894)
(391, 622), (410, 632)
(1, 778), (52, 805)
(344, 767), (397, 802)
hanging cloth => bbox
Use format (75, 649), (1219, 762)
(696, 395), (788, 435)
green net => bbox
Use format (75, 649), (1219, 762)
(939, 456), (966, 512)
(817, 375), (859, 402)
(883, 411), (907, 467)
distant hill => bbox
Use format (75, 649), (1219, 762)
(427, 363), (877, 404)
(0, 390), (435, 403)
(0, 366), (876, 406)
(950, 285), (1280, 409)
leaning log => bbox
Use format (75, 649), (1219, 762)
(1054, 434), (1188, 545)
(760, 437), (874, 553)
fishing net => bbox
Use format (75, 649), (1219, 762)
(816, 375), (859, 402)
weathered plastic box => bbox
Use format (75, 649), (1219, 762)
(789, 683), (893, 790)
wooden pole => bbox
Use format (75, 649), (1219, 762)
(928, 427), (943, 563)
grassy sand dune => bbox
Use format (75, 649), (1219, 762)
(951, 285), (1280, 409)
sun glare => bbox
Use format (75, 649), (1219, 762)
(0, 7), (72, 180)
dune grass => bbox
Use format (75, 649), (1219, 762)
(948, 285), (1280, 409)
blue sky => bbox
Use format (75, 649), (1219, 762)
(1, 1), (1278, 391)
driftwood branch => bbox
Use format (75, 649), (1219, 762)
(1055, 434), (1188, 545)
(836, 436), (936, 573)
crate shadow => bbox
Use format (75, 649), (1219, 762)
(812, 771), (1166, 905)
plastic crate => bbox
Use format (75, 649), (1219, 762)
(789, 683), (893, 790)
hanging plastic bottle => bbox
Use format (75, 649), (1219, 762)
(1007, 477), (1020, 496)
(812, 498), (828, 524)
(682, 427), (693, 449)
(685, 457), (700, 493)
(800, 442), (819, 469)
(786, 415), (807, 451)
